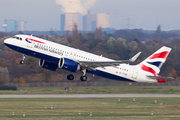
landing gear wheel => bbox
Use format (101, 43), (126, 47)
(80, 76), (87, 81)
(67, 74), (74, 80)
(20, 54), (27, 64)
(20, 60), (24, 64)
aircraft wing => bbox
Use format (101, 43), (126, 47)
(78, 52), (141, 69)
(147, 76), (174, 80)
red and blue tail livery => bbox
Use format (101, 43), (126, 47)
(4, 34), (174, 82)
(139, 46), (172, 82)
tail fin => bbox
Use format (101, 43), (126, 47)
(139, 46), (171, 76)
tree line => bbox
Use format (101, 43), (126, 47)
(0, 25), (180, 84)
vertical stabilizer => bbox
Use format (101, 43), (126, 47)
(139, 46), (171, 76)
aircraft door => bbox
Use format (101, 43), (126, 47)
(27, 41), (33, 48)
(132, 68), (138, 79)
(69, 52), (77, 59)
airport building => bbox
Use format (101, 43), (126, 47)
(2, 19), (18, 32)
(61, 13), (79, 31)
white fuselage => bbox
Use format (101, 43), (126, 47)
(4, 34), (157, 83)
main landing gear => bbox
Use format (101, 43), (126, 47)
(80, 76), (87, 81)
(20, 54), (27, 64)
(66, 69), (88, 81)
(66, 74), (87, 81)
(80, 69), (87, 81)
(67, 74), (74, 80)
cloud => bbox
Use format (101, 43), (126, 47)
(56, 0), (97, 15)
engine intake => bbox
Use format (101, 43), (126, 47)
(58, 58), (80, 72)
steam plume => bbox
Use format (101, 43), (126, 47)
(56, 0), (97, 15)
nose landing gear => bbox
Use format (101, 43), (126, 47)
(20, 60), (25, 64)
(20, 54), (27, 64)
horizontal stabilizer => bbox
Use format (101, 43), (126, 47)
(147, 75), (174, 80)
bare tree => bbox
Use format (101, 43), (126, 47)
(94, 27), (104, 39)
(72, 22), (80, 48)
(0, 67), (10, 85)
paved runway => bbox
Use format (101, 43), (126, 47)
(0, 94), (180, 98)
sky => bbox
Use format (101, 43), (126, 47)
(0, 0), (180, 31)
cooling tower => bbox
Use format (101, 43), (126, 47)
(61, 13), (78, 31)
(96, 13), (110, 28)
(83, 13), (110, 31)
(83, 14), (96, 31)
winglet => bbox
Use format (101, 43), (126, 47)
(129, 52), (141, 62)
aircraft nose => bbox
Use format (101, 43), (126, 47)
(4, 38), (11, 45)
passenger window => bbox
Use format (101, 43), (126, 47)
(16, 37), (19, 40)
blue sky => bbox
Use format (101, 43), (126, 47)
(0, 0), (180, 31)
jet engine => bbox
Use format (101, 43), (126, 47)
(39, 59), (58, 71)
(58, 58), (80, 72)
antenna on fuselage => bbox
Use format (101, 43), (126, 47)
(31, 34), (33, 36)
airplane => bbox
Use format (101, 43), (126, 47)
(4, 34), (174, 83)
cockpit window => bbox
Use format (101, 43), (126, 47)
(12, 36), (22, 41)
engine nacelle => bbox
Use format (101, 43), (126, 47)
(58, 58), (80, 72)
(39, 59), (58, 71)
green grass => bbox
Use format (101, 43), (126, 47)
(98, 97), (180, 105)
(0, 86), (180, 94)
(0, 98), (180, 120)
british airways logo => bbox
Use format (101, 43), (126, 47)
(25, 38), (45, 44)
(25, 38), (32, 43)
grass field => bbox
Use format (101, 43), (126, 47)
(0, 98), (180, 120)
(0, 86), (180, 94)
(1, 86), (180, 119)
